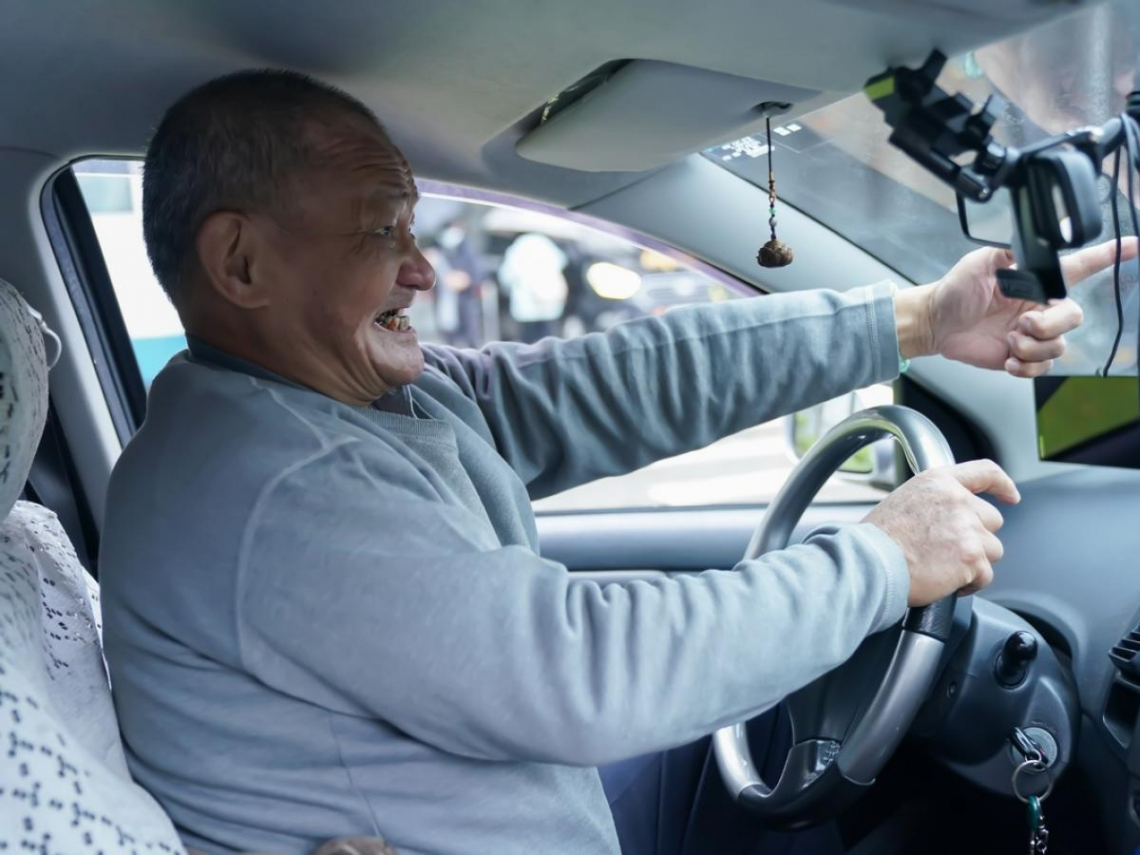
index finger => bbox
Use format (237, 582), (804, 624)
(945, 459), (1021, 504)
(1061, 236), (1139, 286)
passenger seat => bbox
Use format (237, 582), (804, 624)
(0, 278), (393, 855)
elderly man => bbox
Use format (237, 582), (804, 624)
(100, 70), (1125, 855)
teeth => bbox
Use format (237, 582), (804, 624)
(375, 312), (410, 332)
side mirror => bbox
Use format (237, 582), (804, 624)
(785, 392), (898, 490)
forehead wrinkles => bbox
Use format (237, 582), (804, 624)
(301, 123), (418, 227)
(313, 123), (416, 196)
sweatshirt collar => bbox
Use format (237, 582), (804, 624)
(185, 335), (416, 416)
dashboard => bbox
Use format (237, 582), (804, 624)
(973, 465), (1140, 853)
(541, 463), (1140, 851)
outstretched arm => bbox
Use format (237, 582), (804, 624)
(425, 284), (899, 498)
(426, 238), (1125, 497)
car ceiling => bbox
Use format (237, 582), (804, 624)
(1, 0), (1099, 209)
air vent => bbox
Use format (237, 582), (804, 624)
(1103, 679), (1140, 749)
(1110, 624), (1140, 677)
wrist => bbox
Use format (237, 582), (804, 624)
(893, 282), (937, 360)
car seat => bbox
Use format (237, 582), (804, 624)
(0, 277), (393, 855)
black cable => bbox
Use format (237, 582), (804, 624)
(1123, 116), (1140, 395)
(1103, 145), (1125, 376)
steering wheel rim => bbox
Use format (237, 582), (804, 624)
(713, 405), (956, 827)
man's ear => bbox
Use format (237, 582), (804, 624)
(195, 211), (271, 309)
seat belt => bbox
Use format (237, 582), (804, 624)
(23, 400), (98, 577)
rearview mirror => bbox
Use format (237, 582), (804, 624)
(785, 392), (898, 489)
(956, 149), (1103, 252)
(957, 187), (1014, 248)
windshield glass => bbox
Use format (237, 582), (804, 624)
(706, 0), (1140, 377)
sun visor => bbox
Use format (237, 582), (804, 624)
(826, 0), (1086, 26)
(515, 60), (818, 173)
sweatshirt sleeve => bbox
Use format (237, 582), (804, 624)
(235, 442), (910, 768)
(422, 283), (900, 499)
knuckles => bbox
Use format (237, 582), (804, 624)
(960, 543), (986, 566)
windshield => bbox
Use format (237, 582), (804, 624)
(706, 0), (1140, 377)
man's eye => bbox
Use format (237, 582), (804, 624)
(372, 226), (396, 239)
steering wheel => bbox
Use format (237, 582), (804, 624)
(714, 405), (956, 828)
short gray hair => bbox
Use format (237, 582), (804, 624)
(142, 69), (382, 304)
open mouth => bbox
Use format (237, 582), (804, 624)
(374, 308), (412, 333)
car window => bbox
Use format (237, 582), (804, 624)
(73, 162), (892, 509)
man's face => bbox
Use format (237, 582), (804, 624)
(254, 121), (436, 404)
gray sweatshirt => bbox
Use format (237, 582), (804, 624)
(100, 284), (909, 855)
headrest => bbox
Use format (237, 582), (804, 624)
(0, 279), (52, 522)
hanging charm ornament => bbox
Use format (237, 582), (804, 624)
(757, 116), (794, 268)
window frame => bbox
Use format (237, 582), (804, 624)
(42, 165), (147, 441)
(419, 179), (764, 300)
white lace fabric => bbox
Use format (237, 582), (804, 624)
(0, 501), (184, 852)
(0, 276), (183, 853)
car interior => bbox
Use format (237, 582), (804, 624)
(2, 0), (1140, 853)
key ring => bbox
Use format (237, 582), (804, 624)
(1012, 758), (1054, 803)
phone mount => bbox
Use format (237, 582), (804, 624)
(866, 50), (1137, 303)
(865, 51), (1006, 202)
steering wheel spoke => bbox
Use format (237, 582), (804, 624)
(784, 627), (901, 744)
(719, 725), (869, 825)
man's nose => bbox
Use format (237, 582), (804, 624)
(399, 246), (436, 292)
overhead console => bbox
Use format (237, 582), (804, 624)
(515, 60), (817, 173)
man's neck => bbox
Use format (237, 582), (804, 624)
(184, 331), (415, 416)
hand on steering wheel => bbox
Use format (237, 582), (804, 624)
(715, 406), (1015, 828)
(865, 459), (1019, 604)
